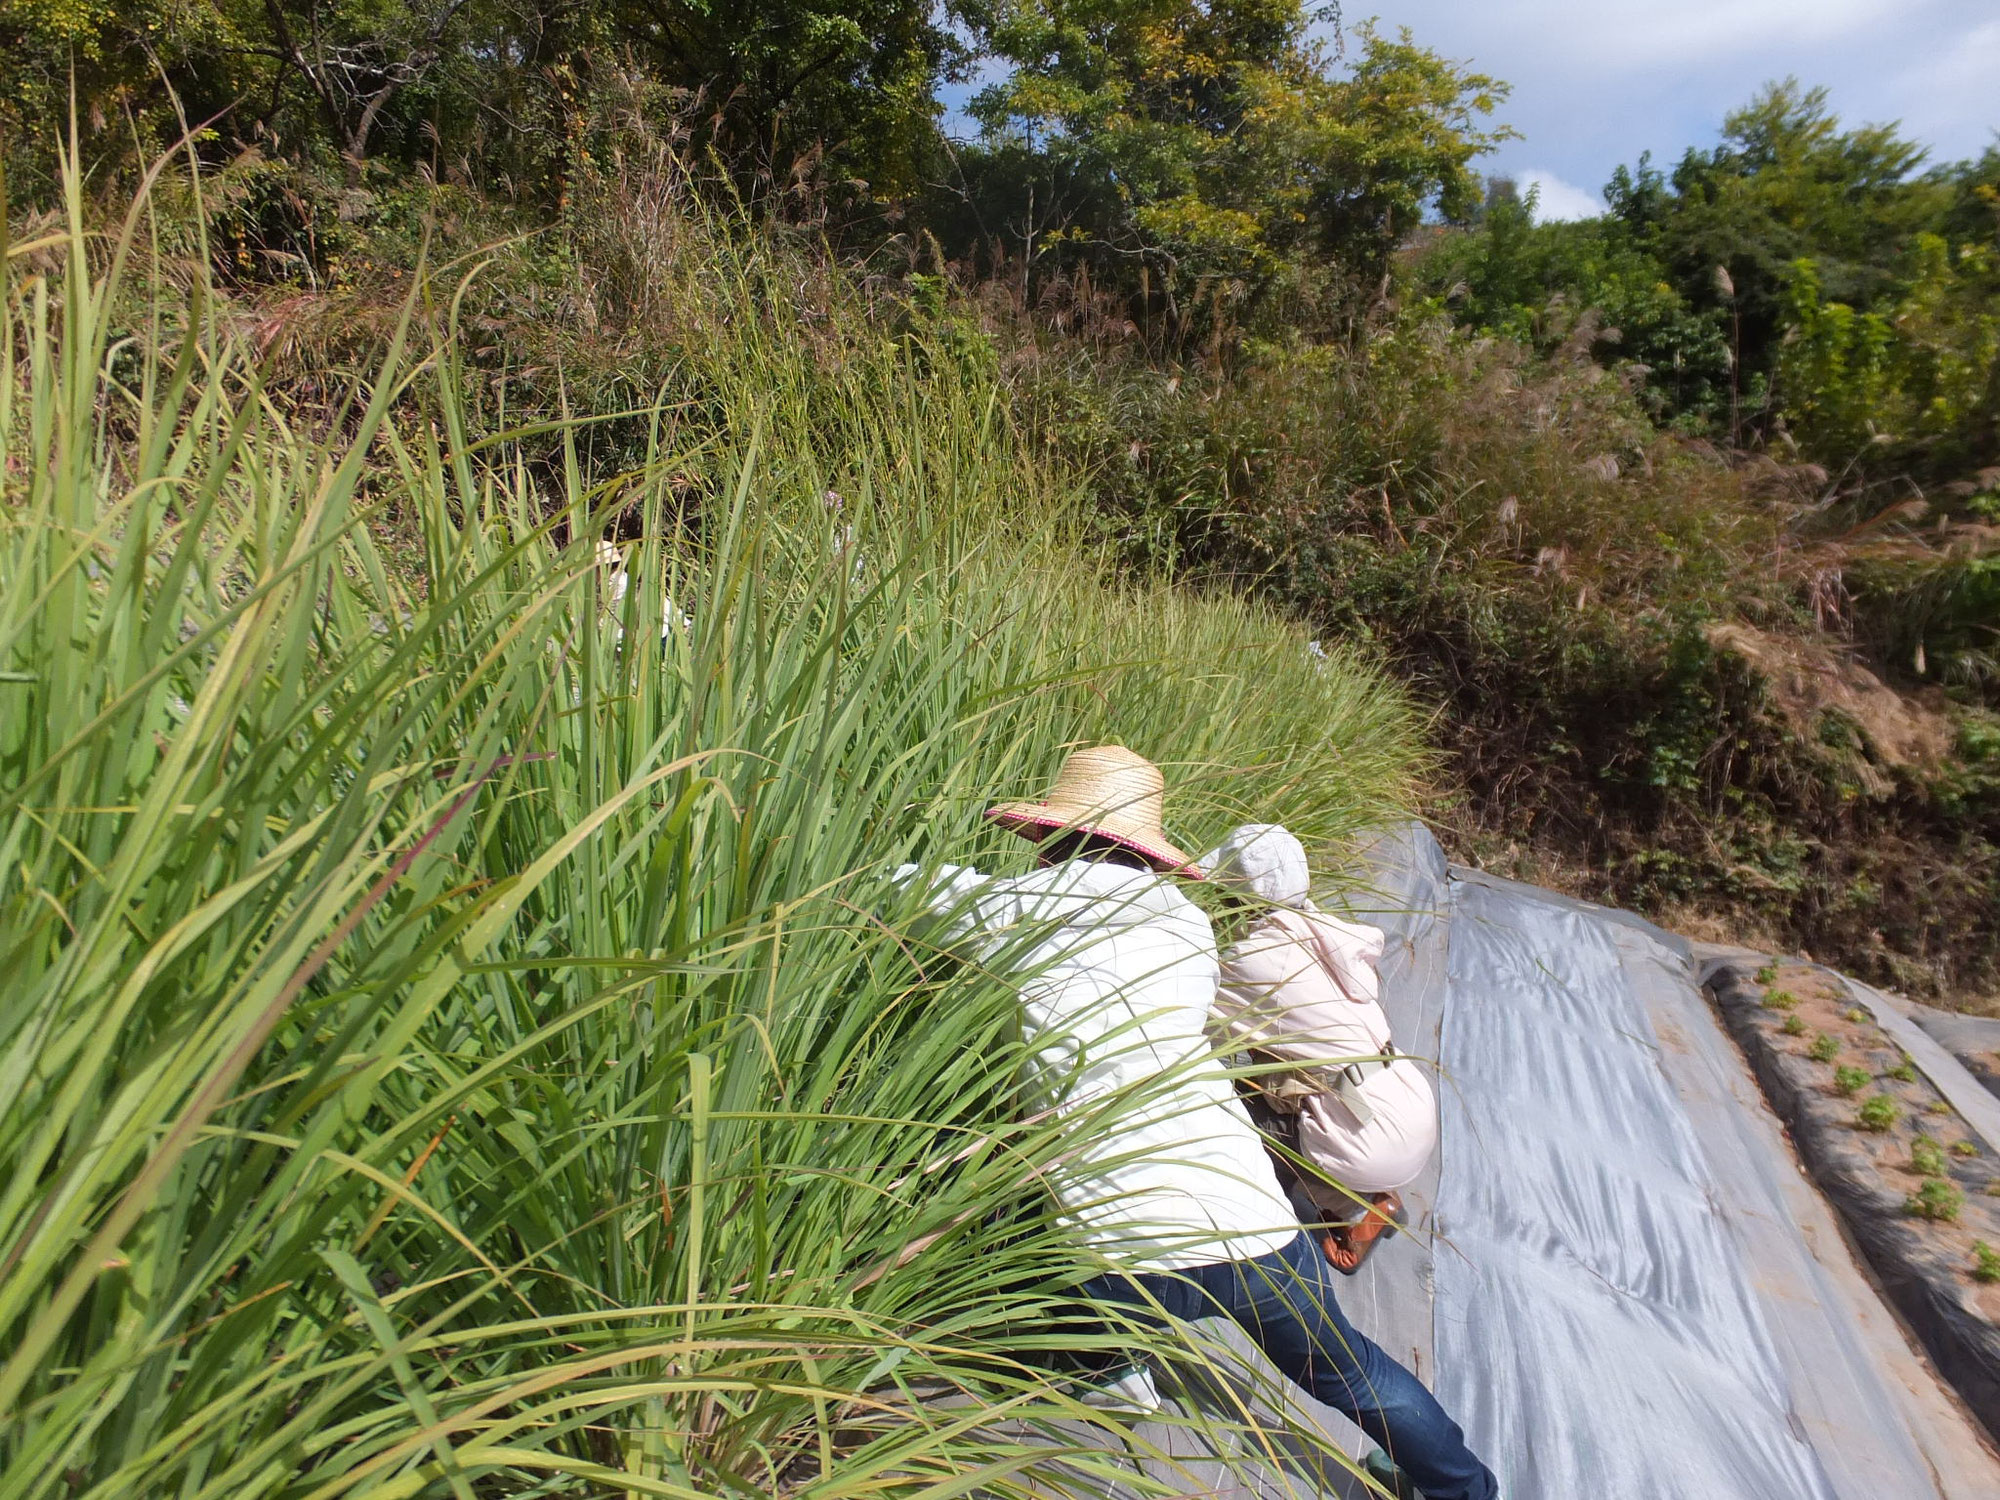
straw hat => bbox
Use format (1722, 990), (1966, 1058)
(984, 745), (1200, 875)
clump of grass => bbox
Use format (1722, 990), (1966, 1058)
(1763, 989), (1798, 1011)
(1912, 1137), (1947, 1176)
(1926, 1099), (1953, 1115)
(1886, 1057), (1918, 1083)
(1833, 1065), (1871, 1097)
(1781, 1014), (1808, 1036)
(1857, 1094), (1901, 1132)
(1952, 1140), (1979, 1158)
(1845, 1007), (1868, 1023)
(1905, 1178), (1964, 1222)
(1755, 962), (1780, 985)
(1807, 1033), (1840, 1062)
(1973, 1242), (2000, 1284)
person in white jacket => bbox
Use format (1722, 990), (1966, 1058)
(891, 746), (1497, 1500)
(1203, 823), (1438, 1273)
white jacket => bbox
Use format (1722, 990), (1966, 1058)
(1214, 906), (1438, 1197)
(894, 860), (1298, 1271)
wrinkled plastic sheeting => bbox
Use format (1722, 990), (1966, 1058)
(1435, 874), (1836, 1499)
(1348, 828), (1993, 1500)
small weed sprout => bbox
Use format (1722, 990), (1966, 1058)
(1987, 1181), (2000, 1198)
(1762, 990), (1797, 1011)
(1926, 1100), (1952, 1115)
(1844, 1007), (1868, 1024)
(1806, 1033), (1839, 1062)
(1886, 1057), (1917, 1083)
(1974, 1242), (2000, 1285)
(1951, 1140), (1979, 1158)
(1911, 1137), (1946, 1176)
(1781, 1014), (1807, 1036)
(1904, 1178), (1963, 1222)
(1856, 1094), (1900, 1132)
(1832, 1065), (1871, 1097)
(1754, 962), (1780, 985)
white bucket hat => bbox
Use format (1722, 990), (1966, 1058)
(1198, 823), (1313, 908)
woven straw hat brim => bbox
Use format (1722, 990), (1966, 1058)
(984, 802), (1201, 876)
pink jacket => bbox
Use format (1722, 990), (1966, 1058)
(1213, 907), (1438, 1196)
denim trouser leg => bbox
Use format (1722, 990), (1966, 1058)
(1083, 1232), (1498, 1500)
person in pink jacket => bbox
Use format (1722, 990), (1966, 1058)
(1202, 823), (1439, 1273)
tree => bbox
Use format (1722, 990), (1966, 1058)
(254, 0), (479, 175)
(951, 5), (1509, 345)
(1606, 81), (1945, 407)
(603, 0), (961, 201)
(0, 0), (958, 212)
(1416, 80), (1968, 441)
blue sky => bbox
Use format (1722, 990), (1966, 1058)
(1364, 1), (2000, 219)
(941, 2), (2000, 222)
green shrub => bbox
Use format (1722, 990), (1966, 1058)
(1763, 990), (1799, 1011)
(1755, 962), (1781, 985)
(1904, 1178), (1964, 1222)
(1845, 1007), (1868, 1024)
(1857, 1094), (1901, 1132)
(1833, 1065), (1872, 1096)
(1952, 1140), (1980, 1157)
(1912, 1137), (1947, 1176)
(1973, 1242), (2000, 1284)
(1781, 1014), (1808, 1036)
(1887, 1058), (1918, 1083)
(1807, 1033), (1840, 1062)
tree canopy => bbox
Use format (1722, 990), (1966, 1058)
(2, 0), (1510, 346)
(1413, 80), (1999, 481)
(947, 8), (1509, 337)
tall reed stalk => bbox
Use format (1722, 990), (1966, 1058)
(0, 158), (1421, 1498)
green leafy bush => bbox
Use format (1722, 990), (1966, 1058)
(1833, 1065), (1871, 1096)
(1952, 1140), (1980, 1157)
(1973, 1242), (2000, 1284)
(1857, 1094), (1901, 1132)
(1887, 1058), (1918, 1083)
(1807, 1033), (1840, 1062)
(1764, 990), (1799, 1011)
(1904, 1178), (1964, 1222)
(1777, 237), (1999, 481)
(1912, 1137), (1947, 1176)
(1781, 1014), (1808, 1036)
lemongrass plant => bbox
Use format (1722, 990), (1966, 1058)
(0, 154), (1421, 1499)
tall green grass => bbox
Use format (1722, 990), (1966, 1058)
(0, 164), (1420, 1497)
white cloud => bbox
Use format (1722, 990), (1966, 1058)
(1449, 0), (1916, 72)
(1518, 170), (1605, 222)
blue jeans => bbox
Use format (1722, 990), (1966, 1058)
(1082, 1231), (1498, 1500)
